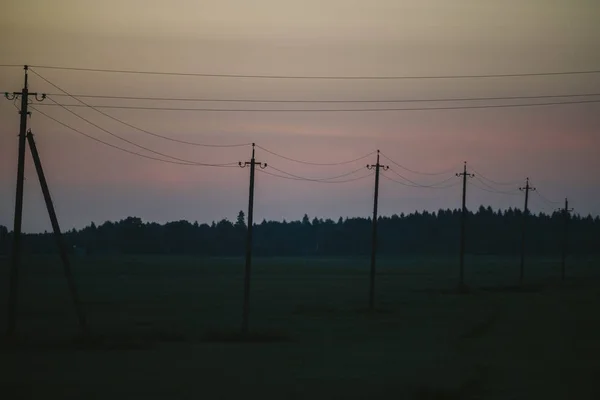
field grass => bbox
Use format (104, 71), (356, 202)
(1, 254), (600, 399)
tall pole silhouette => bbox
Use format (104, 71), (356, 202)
(456, 162), (474, 290)
(4, 65), (46, 337)
(519, 178), (535, 285)
(558, 198), (573, 281)
(239, 144), (266, 334)
(366, 150), (388, 310)
(26, 130), (88, 334)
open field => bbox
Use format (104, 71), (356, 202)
(1, 255), (600, 399)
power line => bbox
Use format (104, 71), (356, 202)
(34, 99), (600, 112)
(471, 181), (521, 196)
(470, 166), (522, 186)
(30, 69), (251, 148)
(379, 152), (458, 176)
(387, 168), (457, 187)
(43, 92), (600, 103)
(258, 168), (373, 184)
(535, 190), (561, 204)
(473, 176), (519, 192)
(268, 165), (366, 182)
(257, 145), (375, 166)
(29, 64), (600, 80)
(30, 106), (238, 168)
(43, 96), (240, 166)
(381, 172), (459, 189)
(473, 176), (521, 195)
(529, 193), (551, 212)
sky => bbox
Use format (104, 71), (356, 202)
(0, 0), (599, 233)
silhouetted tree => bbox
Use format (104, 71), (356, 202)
(11, 207), (600, 257)
(235, 211), (246, 230)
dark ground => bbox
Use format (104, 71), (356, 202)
(1, 255), (599, 399)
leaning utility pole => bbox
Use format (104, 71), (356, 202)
(26, 130), (88, 334)
(366, 150), (388, 311)
(456, 162), (474, 290)
(519, 178), (536, 285)
(557, 198), (573, 281)
(239, 143), (267, 335)
(4, 65), (46, 337)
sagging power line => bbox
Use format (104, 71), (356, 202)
(258, 169), (374, 183)
(35, 98), (600, 112)
(267, 165), (367, 182)
(42, 92), (600, 103)
(30, 106), (237, 167)
(256, 145), (376, 166)
(25, 64), (600, 80)
(470, 167), (522, 186)
(381, 173), (460, 189)
(42, 96), (240, 166)
(471, 177), (521, 195)
(30, 68), (251, 148)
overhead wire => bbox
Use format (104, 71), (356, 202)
(470, 181), (522, 196)
(529, 194), (551, 213)
(258, 169), (373, 184)
(534, 190), (562, 204)
(381, 172), (460, 189)
(43, 92), (600, 103)
(387, 168), (457, 187)
(30, 69), (251, 148)
(470, 166), (522, 186)
(33, 99), (600, 112)
(4, 65), (594, 203)
(379, 152), (458, 176)
(257, 145), (376, 166)
(30, 106), (238, 168)
(29, 64), (600, 80)
(267, 165), (367, 182)
(473, 176), (519, 193)
(42, 96), (238, 166)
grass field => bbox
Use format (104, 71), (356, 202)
(1, 255), (600, 399)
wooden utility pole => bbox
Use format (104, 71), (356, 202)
(558, 198), (573, 281)
(519, 178), (536, 285)
(4, 65), (46, 337)
(239, 143), (266, 335)
(366, 150), (388, 311)
(27, 130), (88, 334)
(456, 162), (474, 290)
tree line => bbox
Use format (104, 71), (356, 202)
(0, 206), (598, 257)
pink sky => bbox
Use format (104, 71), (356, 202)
(1, 0), (599, 232)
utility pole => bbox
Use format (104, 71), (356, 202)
(518, 178), (536, 285)
(239, 143), (266, 335)
(27, 130), (88, 334)
(557, 198), (573, 281)
(4, 65), (46, 337)
(456, 162), (474, 291)
(366, 150), (388, 311)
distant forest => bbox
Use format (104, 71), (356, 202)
(0, 206), (598, 257)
